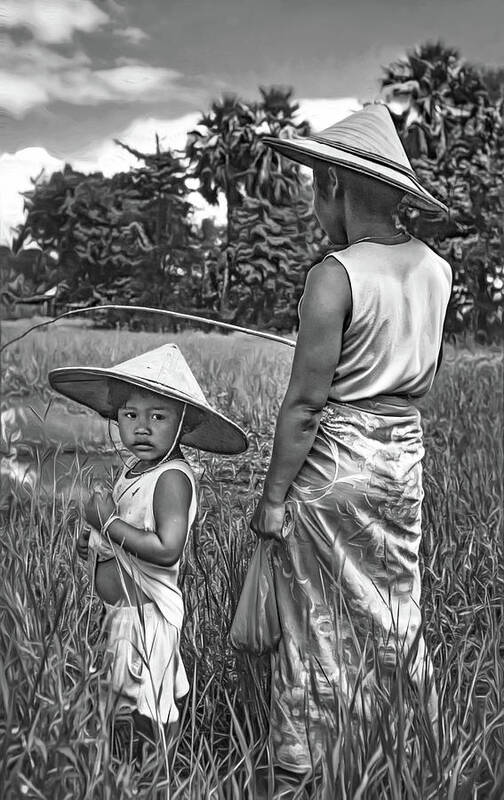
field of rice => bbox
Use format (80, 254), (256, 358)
(1, 320), (503, 799)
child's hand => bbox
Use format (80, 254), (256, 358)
(76, 526), (91, 560)
(84, 490), (116, 530)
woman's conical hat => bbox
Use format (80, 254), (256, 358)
(263, 103), (448, 215)
(48, 343), (248, 455)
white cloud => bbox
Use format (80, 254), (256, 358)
(2, 0), (109, 44)
(0, 147), (65, 246)
(71, 114), (223, 225)
(1, 45), (187, 117)
(72, 113), (203, 175)
(0, 73), (49, 118)
(114, 26), (150, 45)
(1, 36), (198, 118)
(297, 97), (362, 132)
(0, 98), (361, 245)
(93, 65), (179, 97)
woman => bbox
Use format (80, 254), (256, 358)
(249, 104), (452, 789)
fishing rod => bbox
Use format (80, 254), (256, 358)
(0, 304), (296, 354)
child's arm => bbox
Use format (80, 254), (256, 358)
(97, 471), (192, 567)
(76, 526), (91, 560)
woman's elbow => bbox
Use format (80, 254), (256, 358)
(282, 395), (325, 430)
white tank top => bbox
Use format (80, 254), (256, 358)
(307, 237), (452, 402)
(88, 458), (197, 575)
(113, 458), (197, 542)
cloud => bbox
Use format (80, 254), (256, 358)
(0, 73), (50, 118)
(0, 98), (361, 245)
(0, 116), (208, 246)
(0, 147), (65, 246)
(92, 65), (180, 99)
(114, 26), (150, 45)
(72, 113), (222, 222)
(2, 0), (109, 44)
(72, 113), (202, 174)
(297, 97), (362, 132)
(1, 37), (194, 117)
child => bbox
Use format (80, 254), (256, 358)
(48, 343), (247, 751)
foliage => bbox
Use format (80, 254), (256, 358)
(381, 42), (504, 340)
(0, 246), (65, 313)
(230, 184), (327, 328)
(186, 86), (327, 319)
(13, 147), (202, 324)
(481, 66), (504, 103)
(1, 329), (503, 797)
(6, 58), (504, 338)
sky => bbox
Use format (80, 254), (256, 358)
(1, 0), (503, 245)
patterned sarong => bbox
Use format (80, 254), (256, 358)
(269, 397), (434, 771)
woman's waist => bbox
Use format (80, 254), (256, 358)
(324, 394), (420, 419)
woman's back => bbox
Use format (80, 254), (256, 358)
(323, 237), (452, 402)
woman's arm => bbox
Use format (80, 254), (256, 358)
(251, 258), (351, 539)
(91, 471), (192, 567)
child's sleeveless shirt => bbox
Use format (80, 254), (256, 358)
(113, 458), (197, 553)
(90, 458), (197, 627)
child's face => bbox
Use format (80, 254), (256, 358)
(117, 389), (183, 463)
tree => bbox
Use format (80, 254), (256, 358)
(230, 180), (327, 328)
(14, 144), (202, 322)
(186, 96), (259, 310)
(0, 246), (65, 314)
(186, 88), (314, 314)
(246, 86), (311, 204)
(111, 139), (201, 313)
(481, 66), (504, 103)
(381, 42), (504, 339)
(13, 165), (88, 293)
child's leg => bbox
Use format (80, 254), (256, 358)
(131, 712), (178, 759)
(103, 601), (183, 794)
(256, 764), (312, 800)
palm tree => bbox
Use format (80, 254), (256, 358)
(248, 86), (311, 204)
(380, 42), (504, 339)
(186, 88), (311, 311)
(380, 41), (488, 159)
(186, 95), (259, 310)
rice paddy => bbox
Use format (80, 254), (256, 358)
(1, 320), (503, 798)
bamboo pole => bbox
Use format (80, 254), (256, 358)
(0, 304), (296, 354)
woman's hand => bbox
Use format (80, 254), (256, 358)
(250, 497), (286, 542)
(84, 489), (115, 531)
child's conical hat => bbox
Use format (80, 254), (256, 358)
(263, 103), (448, 216)
(48, 344), (248, 454)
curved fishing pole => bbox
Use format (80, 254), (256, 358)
(0, 304), (296, 354)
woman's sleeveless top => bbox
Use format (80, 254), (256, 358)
(300, 238), (452, 402)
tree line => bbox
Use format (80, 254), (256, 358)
(2, 43), (503, 340)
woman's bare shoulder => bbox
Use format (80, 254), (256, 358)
(305, 254), (351, 297)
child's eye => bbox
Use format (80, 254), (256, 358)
(152, 413), (165, 421)
(123, 411), (136, 419)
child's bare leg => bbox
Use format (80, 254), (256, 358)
(133, 712), (179, 800)
(256, 765), (312, 799)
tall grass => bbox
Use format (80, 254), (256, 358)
(1, 326), (503, 798)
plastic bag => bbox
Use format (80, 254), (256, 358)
(230, 537), (281, 656)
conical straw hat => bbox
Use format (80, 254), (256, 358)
(48, 343), (248, 454)
(263, 103), (448, 216)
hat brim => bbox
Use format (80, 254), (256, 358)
(263, 136), (448, 216)
(48, 368), (248, 455)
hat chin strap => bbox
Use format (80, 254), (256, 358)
(160, 402), (186, 465)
